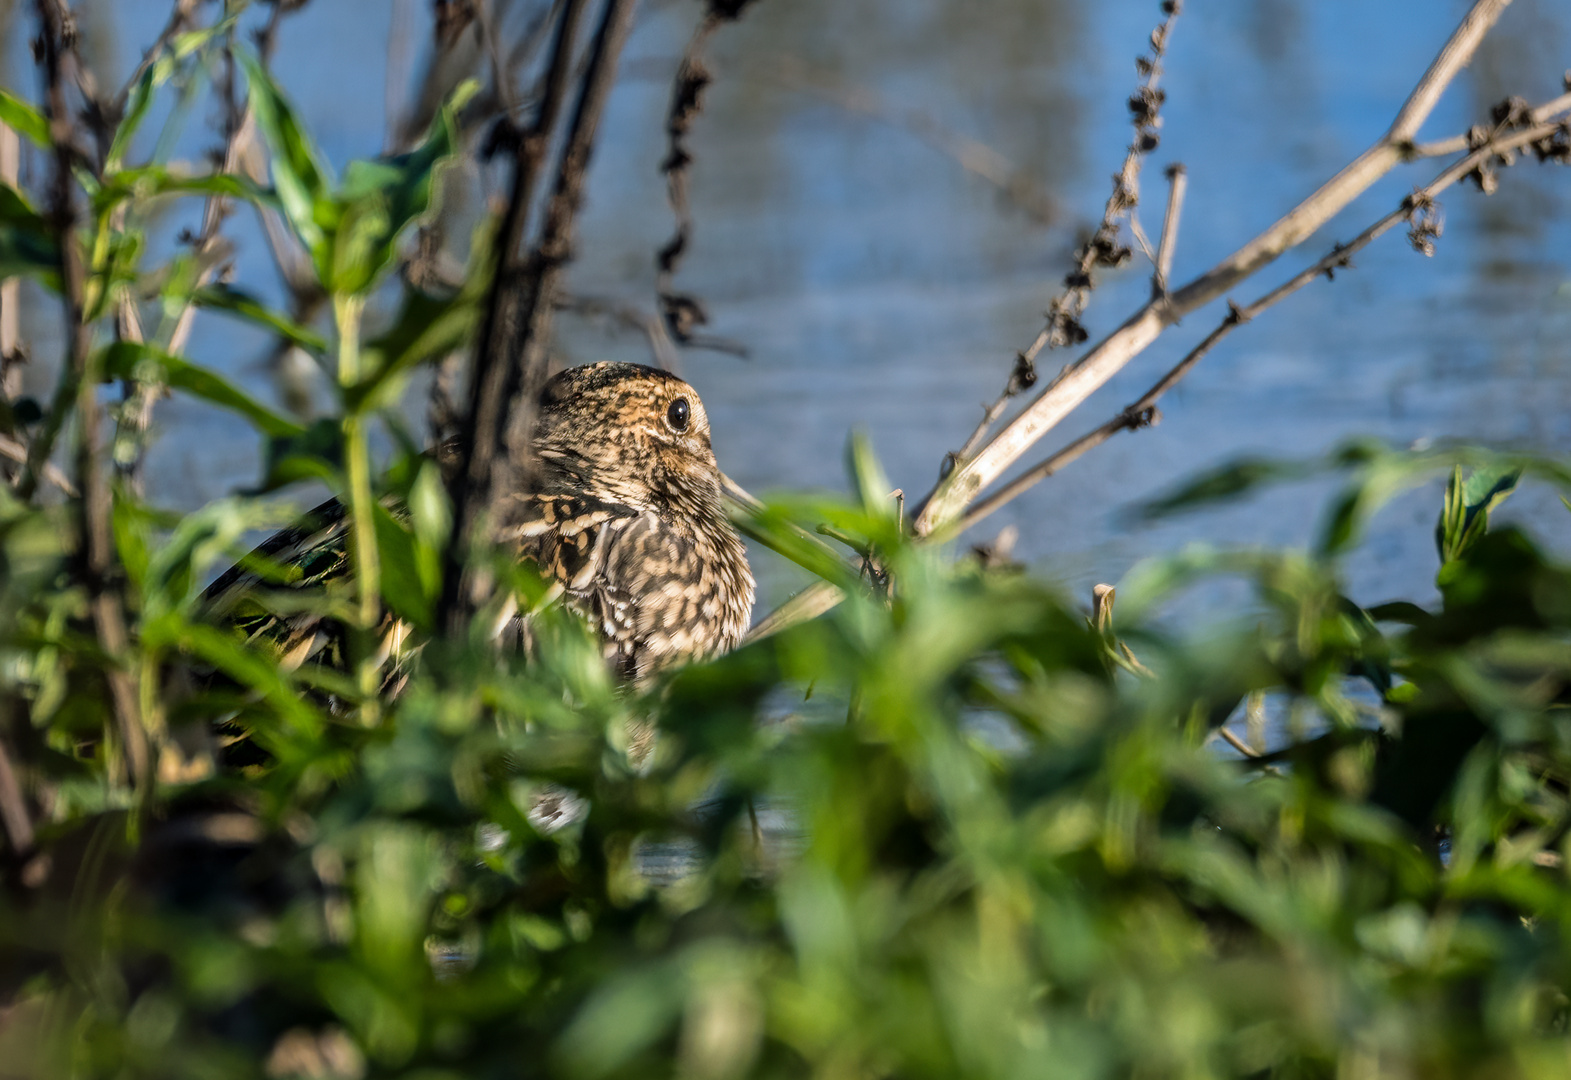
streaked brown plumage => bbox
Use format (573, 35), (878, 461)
(203, 362), (754, 687)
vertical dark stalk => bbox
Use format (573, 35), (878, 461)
(440, 0), (588, 637)
(33, 0), (148, 791)
(440, 0), (640, 635)
(495, 0), (641, 464)
(655, 0), (761, 354)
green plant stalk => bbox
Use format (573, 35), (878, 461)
(336, 293), (381, 721)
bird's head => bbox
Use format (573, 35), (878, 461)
(533, 362), (724, 512)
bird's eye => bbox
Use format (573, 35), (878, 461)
(666, 396), (691, 432)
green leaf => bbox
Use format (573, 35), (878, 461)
(107, 14), (233, 171)
(1134, 456), (1314, 520)
(107, 58), (174, 172)
(169, 22), (228, 62)
(148, 618), (325, 741)
(1366, 600), (1432, 626)
(1436, 463), (1520, 567)
(324, 78), (476, 295)
(1316, 449), (1443, 557)
(349, 223), (491, 409)
(0, 181), (60, 284)
(373, 501), (432, 631)
(0, 88), (49, 148)
(99, 340), (306, 439)
(727, 494), (862, 588)
(846, 430), (896, 524)
(191, 283), (327, 352)
(91, 165), (276, 217)
(140, 497), (301, 622)
(236, 48), (332, 255)
(111, 491), (154, 592)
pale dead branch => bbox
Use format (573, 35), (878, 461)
(914, 0), (1515, 535)
(945, 0), (1180, 471)
(950, 99), (1571, 536)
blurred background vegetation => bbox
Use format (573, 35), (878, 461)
(1, 1), (1571, 1078)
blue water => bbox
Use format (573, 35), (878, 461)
(4, 0), (1570, 619)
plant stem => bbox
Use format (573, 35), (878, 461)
(336, 293), (380, 722)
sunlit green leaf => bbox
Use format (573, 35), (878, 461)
(322, 78), (476, 295)
(1436, 463), (1520, 567)
(373, 501), (432, 631)
(191, 282), (327, 352)
(91, 165), (276, 217)
(237, 47), (332, 255)
(99, 340), (306, 439)
(0, 88), (48, 148)
(107, 57), (175, 172)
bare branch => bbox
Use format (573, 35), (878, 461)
(114, 34), (260, 490)
(1217, 726), (1261, 758)
(557, 292), (682, 371)
(0, 433), (74, 496)
(915, 0), (1514, 536)
(952, 108), (1571, 536)
(472, 0), (520, 117)
(742, 578), (844, 647)
(1387, 0), (1513, 144)
(442, 0), (642, 633)
(28, 0), (148, 791)
(944, 0), (1180, 473)
(110, 0), (201, 119)
(1152, 163), (1186, 300)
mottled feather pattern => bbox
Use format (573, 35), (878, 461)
(203, 362), (755, 688)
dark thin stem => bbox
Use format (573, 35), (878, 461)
(653, 1), (761, 353)
(557, 292), (681, 370)
(472, 0), (520, 118)
(0, 725), (34, 858)
(654, 11), (720, 350)
(440, 0), (588, 635)
(495, 0), (642, 464)
(30, 0), (149, 792)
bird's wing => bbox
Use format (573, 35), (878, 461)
(585, 512), (709, 680)
(199, 498), (418, 692)
(200, 497), (353, 667)
(498, 493), (704, 679)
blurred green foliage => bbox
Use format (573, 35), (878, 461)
(4, 17), (1571, 1080)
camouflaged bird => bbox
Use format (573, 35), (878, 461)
(202, 362), (755, 689)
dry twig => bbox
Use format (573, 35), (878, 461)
(655, 0), (761, 356)
(441, 0), (592, 632)
(952, 94), (1571, 535)
(915, 0), (1516, 535)
(28, 0), (149, 791)
(745, 0), (1552, 644)
(944, 0), (1181, 474)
